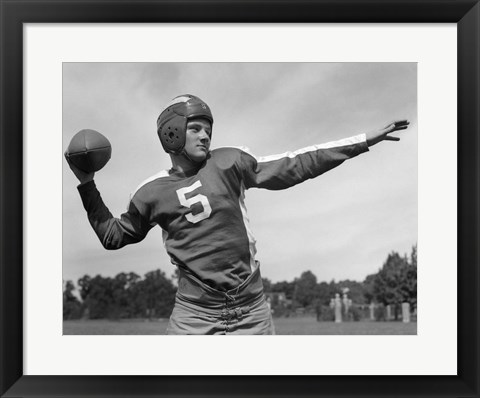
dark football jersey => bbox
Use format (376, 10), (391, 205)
(78, 134), (369, 290)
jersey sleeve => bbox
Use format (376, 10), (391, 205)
(77, 180), (154, 249)
(239, 134), (369, 190)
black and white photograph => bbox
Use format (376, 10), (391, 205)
(3, 2), (478, 394)
(62, 62), (417, 335)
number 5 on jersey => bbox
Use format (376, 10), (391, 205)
(176, 181), (212, 224)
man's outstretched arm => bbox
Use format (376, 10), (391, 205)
(239, 119), (410, 191)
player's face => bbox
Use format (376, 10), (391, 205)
(184, 118), (212, 163)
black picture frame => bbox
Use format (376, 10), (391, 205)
(1, 1), (478, 397)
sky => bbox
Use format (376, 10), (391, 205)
(62, 62), (417, 286)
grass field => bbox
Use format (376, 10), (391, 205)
(64, 317), (417, 335)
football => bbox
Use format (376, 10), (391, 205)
(65, 129), (112, 173)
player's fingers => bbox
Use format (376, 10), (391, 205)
(393, 125), (409, 131)
(64, 151), (83, 176)
(384, 136), (401, 141)
(394, 119), (409, 127)
(385, 120), (409, 131)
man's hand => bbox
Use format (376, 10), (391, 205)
(64, 151), (95, 185)
(366, 120), (410, 147)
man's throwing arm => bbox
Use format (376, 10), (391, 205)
(77, 180), (153, 249)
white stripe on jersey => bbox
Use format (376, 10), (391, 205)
(238, 181), (258, 273)
(128, 169), (170, 209)
(230, 133), (367, 163)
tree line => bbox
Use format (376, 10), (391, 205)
(63, 270), (176, 320)
(64, 244), (417, 320)
(264, 245), (417, 320)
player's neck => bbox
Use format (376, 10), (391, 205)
(170, 153), (202, 174)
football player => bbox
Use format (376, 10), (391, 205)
(65, 94), (409, 334)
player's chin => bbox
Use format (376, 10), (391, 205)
(188, 149), (209, 163)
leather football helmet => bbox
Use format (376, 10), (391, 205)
(157, 94), (213, 154)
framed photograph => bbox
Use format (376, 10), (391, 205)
(1, 0), (478, 397)
(61, 60), (418, 338)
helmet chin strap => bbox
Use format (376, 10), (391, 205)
(180, 148), (193, 163)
